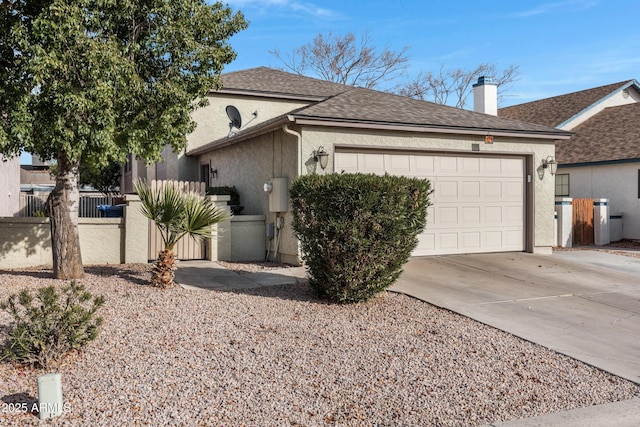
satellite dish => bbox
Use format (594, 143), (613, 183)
(226, 105), (242, 136)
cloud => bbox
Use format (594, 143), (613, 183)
(514, 0), (599, 17)
(226, 0), (341, 19)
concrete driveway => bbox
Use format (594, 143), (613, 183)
(391, 251), (640, 384)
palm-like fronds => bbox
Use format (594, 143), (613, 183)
(134, 179), (229, 251)
(134, 179), (230, 288)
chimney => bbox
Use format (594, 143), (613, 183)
(473, 76), (497, 116)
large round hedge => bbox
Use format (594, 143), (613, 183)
(290, 173), (432, 303)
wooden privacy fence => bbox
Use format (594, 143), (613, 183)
(147, 180), (207, 261)
(572, 198), (594, 245)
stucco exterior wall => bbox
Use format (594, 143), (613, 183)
(0, 218), (124, 269)
(188, 94), (309, 152)
(0, 195), (148, 268)
(199, 130), (298, 264)
(0, 156), (21, 217)
(559, 162), (640, 239)
(300, 127), (558, 252)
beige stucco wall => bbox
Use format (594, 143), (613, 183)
(199, 125), (558, 262)
(559, 162), (640, 239)
(0, 218), (124, 269)
(300, 127), (557, 253)
(188, 94), (309, 152)
(0, 156), (21, 217)
(199, 130), (298, 264)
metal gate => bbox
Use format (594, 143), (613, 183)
(572, 198), (594, 245)
(148, 180), (207, 261)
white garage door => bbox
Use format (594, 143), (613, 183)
(334, 151), (525, 256)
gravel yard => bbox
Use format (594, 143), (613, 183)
(1, 264), (639, 426)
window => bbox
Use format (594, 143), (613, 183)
(555, 174), (569, 196)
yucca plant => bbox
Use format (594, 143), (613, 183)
(134, 179), (229, 288)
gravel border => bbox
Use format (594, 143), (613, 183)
(1, 264), (638, 426)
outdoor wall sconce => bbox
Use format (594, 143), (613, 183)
(541, 156), (558, 176)
(313, 147), (329, 170)
(210, 168), (218, 179)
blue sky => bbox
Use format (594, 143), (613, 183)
(223, 0), (639, 106)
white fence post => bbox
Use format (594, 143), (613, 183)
(593, 199), (610, 246)
(555, 197), (573, 247)
(207, 195), (231, 261)
(123, 194), (148, 263)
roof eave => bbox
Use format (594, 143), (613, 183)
(186, 116), (293, 156)
(187, 114), (571, 157)
(292, 116), (572, 140)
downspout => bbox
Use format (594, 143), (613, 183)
(282, 121), (302, 176)
(282, 121), (303, 264)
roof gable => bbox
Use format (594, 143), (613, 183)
(556, 103), (640, 165)
(499, 81), (635, 127)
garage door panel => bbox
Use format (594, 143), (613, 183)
(359, 153), (385, 174)
(462, 232), (481, 249)
(437, 180), (458, 199)
(438, 157), (459, 173)
(385, 154), (411, 174)
(461, 207), (480, 224)
(504, 158), (524, 175)
(485, 231), (503, 248)
(334, 151), (525, 256)
(462, 157), (481, 173)
(484, 181), (503, 198)
(414, 156), (435, 174)
(438, 207), (459, 225)
(506, 180), (524, 198)
(334, 152), (358, 172)
(462, 181), (481, 198)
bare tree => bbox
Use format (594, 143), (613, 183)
(397, 63), (520, 108)
(270, 32), (410, 89)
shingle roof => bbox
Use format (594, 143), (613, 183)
(294, 87), (567, 135)
(499, 81), (632, 127)
(190, 68), (571, 155)
(556, 103), (640, 164)
(220, 66), (350, 99)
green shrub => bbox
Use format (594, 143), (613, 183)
(0, 281), (105, 369)
(290, 173), (432, 303)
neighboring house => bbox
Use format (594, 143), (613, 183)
(500, 80), (640, 239)
(0, 155), (21, 217)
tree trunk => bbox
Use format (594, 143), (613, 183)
(152, 249), (177, 288)
(47, 155), (84, 279)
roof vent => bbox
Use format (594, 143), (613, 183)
(622, 88), (630, 99)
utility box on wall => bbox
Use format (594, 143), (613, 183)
(268, 177), (288, 212)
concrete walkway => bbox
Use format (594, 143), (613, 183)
(174, 260), (307, 291)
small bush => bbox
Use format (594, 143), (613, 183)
(290, 173), (432, 303)
(0, 281), (105, 369)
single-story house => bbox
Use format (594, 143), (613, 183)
(500, 80), (640, 239)
(125, 67), (571, 264)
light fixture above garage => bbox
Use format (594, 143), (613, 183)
(313, 147), (329, 170)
